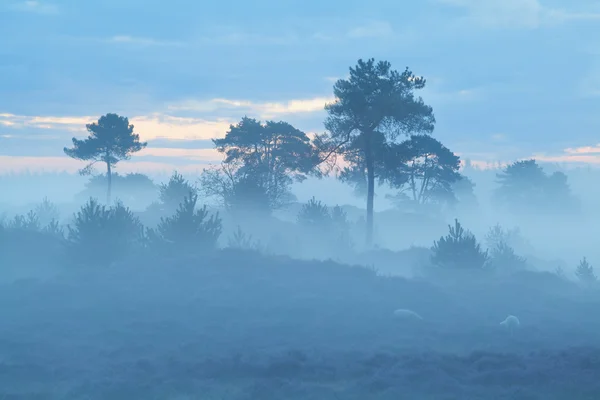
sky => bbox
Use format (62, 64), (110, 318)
(2, 0), (600, 176)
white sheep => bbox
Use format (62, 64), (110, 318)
(392, 308), (424, 321)
(499, 315), (520, 336)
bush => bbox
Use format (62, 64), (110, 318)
(159, 171), (197, 212)
(34, 197), (60, 226)
(147, 192), (222, 255)
(488, 242), (528, 272)
(67, 198), (144, 266)
(227, 226), (263, 251)
(431, 219), (488, 270)
(297, 197), (331, 229)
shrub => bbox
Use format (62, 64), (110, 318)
(431, 219), (488, 270)
(67, 198), (144, 266)
(6, 211), (41, 231)
(147, 192), (222, 254)
(227, 226), (263, 251)
(34, 197), (60, 226)
(575, 257), (597, 283)
(297, 197), (331, 229)
(488, 242), (528, 272)
(159, 171), (197, 211)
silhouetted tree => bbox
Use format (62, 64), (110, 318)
(202, 117), (320, 213)
(79, 172), (157, 206)
(34, 197), (60, 226)
(431, 219), (488, 270)
(576, 257), (596, 282)
(147, 192), (222, 254)
(494, 160), (577, 214)
(159, 171), (196, 212)
(381, 135), (461, 210)
(64, 113), (147, 203)
(67, 198), (144, 266)
(199, 160), (272, 216)
(317, 59), (435, 245)
(297, 197), (331, 229)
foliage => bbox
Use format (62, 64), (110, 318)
(431, 219), (488, 270)
(64, 113), (147, 203)
(488, 242), (528, 272)
(494, 160), (578, 215)
(484, 223), (533, 255)
(296, 198), (353, 257)
(159, 171), (197, 211)
(80, 173), (157, 206)
(227, 226), (263, 251)
(67, 198), (144, 266)
(5, 211), (41, 231)
(206, 117), (320, 211)
(297, 197), (331, 229)
(148, 192), (222, 254)
(317, 58), (436, 245)
(382, 135), (462, 210)
(34, 197), (60, 226)
(575, 257), (597, 283)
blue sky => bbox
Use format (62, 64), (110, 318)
(2, 0), (600, 175)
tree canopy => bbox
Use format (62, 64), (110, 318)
(494, 159), (578, 214)
(201, 117), (321, 213)
(64, 113), (147, 204)
(318, 58), (436, 245)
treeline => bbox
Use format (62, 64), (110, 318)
(60, 58), (580, 250)
(0, 183), (596, 285)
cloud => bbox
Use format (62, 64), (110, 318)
(9, 0), (58, 14)
(436, 0), (600, 29)
(347, 21), (394, 38)
(531, 143), (600, 165)
(0, 112), (234, 141)
(0, 156), (214, 175)
(167, 96), (333, 119)
(108, 36), (185, 47)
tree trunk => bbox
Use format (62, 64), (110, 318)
(106, 159), (112, 205)
(365, 140), (375, 248)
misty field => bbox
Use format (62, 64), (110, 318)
(0, 251), (599, 399)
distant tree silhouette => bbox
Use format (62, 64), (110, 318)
(159, 171), (196, 212)
(79, 173), (156, 206)
(64, 113), (147, 204)
(431, 219), (488, 270)
(296, 198), (353, 257)
(494, 160), (577, 214)
(575, 257), (597, 283)
(199, 160), (272, 216)
(67, 198), (144, 266)
(147, 192), (222, 254)
(297, 197), (331, 229)
(317, 58), (435, 246)
(201, 117), (320, 213)
(34, 197), (60, 226)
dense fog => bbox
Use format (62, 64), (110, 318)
(2, 152), (600, 398)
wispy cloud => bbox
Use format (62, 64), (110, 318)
(167, 96), (333, 119)
(0, 113), (233, 141)
(9, 0), (58, 15)
(437, 0), (600, 29)
(532, 143), (600, 164)
(107, 36), (184, 47)
(347, 21), (394, 38)
(0, 156), (214, 174)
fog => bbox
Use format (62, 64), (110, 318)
(2, 157), (600, 399)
